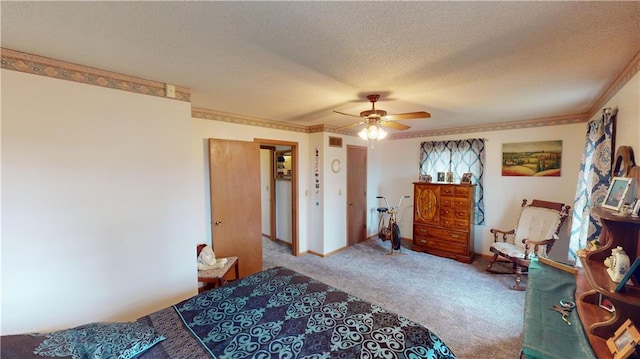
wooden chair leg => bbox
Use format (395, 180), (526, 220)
(486, 253), (499, 271)
(513, 265), (526, 291)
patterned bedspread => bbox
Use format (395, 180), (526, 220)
(139, 266), (456, 359)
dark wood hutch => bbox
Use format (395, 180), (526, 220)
(575, 145), (640, 359)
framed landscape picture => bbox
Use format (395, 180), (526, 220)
(502, 140), (562, 176)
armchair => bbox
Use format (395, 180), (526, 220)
(486, 199), (570, 290)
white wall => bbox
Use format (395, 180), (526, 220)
(366, 72), (640, 261)
(604, 72), (640, 153)
(1, 70), (198, 334)
(306, 133), (324, 254)
(322, 133), (347, 253)
(370, 123), (586, 261)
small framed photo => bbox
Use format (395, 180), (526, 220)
(437, 172), (445, 182)
(446, 171), (453, 183)
(606, 319), (640, 359)
(603, 177), (633, 211)
(461, 173), (473, 184)
(418, 175), (428, 183)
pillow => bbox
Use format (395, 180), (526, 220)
(30, 321), (165, 359)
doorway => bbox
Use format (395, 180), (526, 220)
(258, 139), (298, 256)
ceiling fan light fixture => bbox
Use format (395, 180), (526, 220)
(376, 128), (387, 140)
(358, 127), (369, 140)
(358, 125), (387, 140)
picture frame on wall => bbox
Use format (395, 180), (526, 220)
(602, 177), (633, 211)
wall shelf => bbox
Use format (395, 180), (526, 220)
(576, 206), (640, 358)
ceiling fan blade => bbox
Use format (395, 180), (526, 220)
(385, 111), (431, 121)
(334, 110), (364, 118)
(335, 121), (366, 131)
(379, 121), (410, 131)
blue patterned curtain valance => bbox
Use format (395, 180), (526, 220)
(419, 139), (486, 225)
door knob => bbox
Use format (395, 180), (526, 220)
(214, 221), (223, 226)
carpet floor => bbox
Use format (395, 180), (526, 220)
(262, 237), (525, 359)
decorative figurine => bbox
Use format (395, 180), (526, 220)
(604, 246), (630, 283)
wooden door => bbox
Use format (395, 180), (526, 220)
(209, 139), (262, 277)
(347, 145), (367, 246)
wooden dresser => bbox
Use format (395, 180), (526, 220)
(412, 182), (475, 263)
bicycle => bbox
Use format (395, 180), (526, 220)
(376, 195), (410, 254)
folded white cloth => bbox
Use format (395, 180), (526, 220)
(197, 245), (228, 270)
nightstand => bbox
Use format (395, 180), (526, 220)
(197, 256), (239, 293)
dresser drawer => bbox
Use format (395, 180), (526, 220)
(441, 217), (455, 228)
(440, 206), (455, 218)
(416, 236), (469, 256)
(440, 196), (454, 208)
(454, 186), (472, 197)
(453, 197), (470, 208)
(443, 217), (470, 231)
(453, 219), (470, 231)
(454, 209), (470, 220)
(441, 186), (454, 196)
(413, 224), (468, 244)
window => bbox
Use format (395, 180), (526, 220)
(419, 139), (486, 225)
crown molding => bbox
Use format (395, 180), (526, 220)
(192, 108), (358, 136)
(1, 48), (190, 102)
(192, 107), (311, 133)
(4, 47), (636, 139)
(586, 49), (640, 120)
(389, 113), (588, 140)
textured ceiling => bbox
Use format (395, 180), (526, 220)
(2, 1), (640, 134)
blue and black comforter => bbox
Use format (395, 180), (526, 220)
(139, 266), (456, 359)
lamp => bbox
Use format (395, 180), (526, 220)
(358, 124), (387, 140)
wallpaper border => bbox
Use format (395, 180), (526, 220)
(3, 47), (638, 139)
(1, 48), (190, 102)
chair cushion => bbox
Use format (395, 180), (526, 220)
(491, 242), (527, 259)
(513, 206), (562, 256)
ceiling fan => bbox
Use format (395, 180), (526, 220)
(333, 94), (431, 136)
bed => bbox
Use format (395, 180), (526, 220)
(2, 266), (456, 358)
